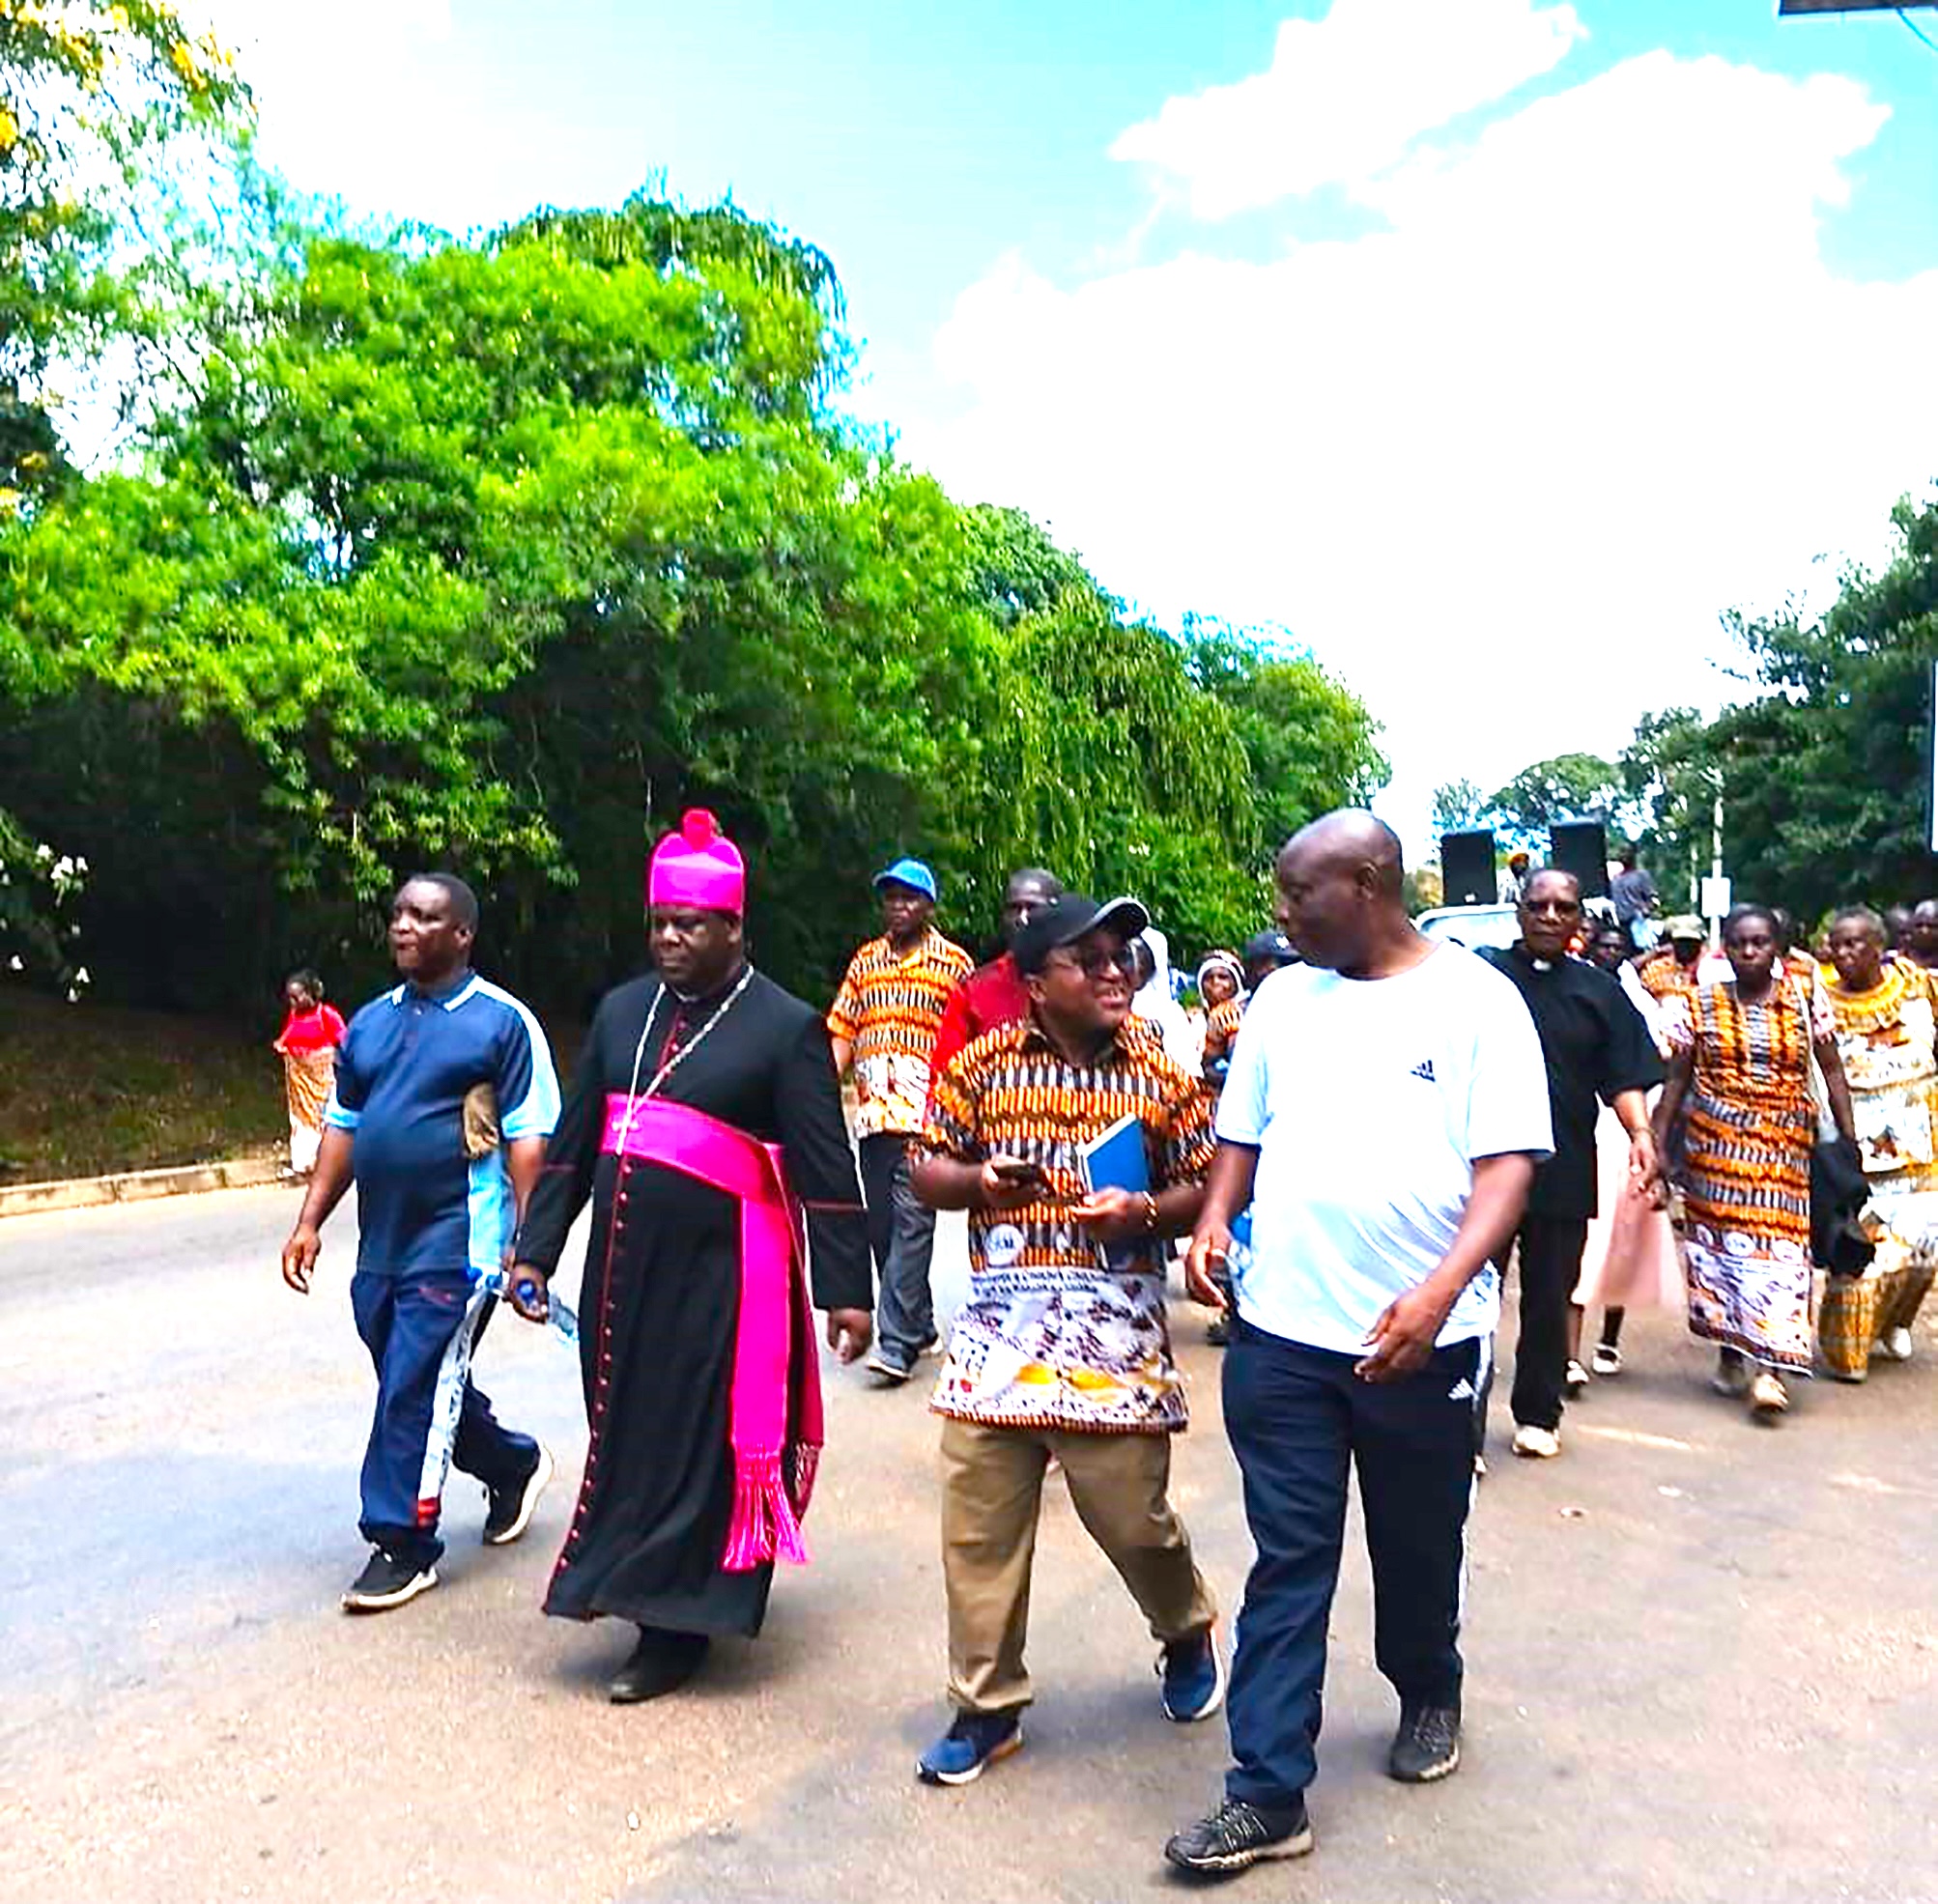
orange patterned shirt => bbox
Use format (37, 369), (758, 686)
(827, 926), (974, 1138)
(1200, 996), (1246, 1070)
(922, 1014), (1215, 1433)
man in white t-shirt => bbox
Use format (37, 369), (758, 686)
(1163, 810), (1553, 1882)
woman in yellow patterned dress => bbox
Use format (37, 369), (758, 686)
(1821, 907), (1938, 1371)
(1654, 905), (1857, 1419)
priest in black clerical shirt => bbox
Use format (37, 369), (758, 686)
(1478, 867), (1663, 1461)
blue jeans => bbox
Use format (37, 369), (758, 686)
(858, 1132), (938, 1369)
(1222, 1321), (1479, 1808)
(350, 1267), (536, 1568)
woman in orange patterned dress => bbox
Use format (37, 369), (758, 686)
(1821, 907), (1938, 1370)
(1654, 906), (1857, 1419)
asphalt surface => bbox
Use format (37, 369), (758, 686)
(5, 1185), (1938, 1904)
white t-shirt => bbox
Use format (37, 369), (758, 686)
(1215, 943), (1554, 1355)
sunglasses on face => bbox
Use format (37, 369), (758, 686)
(1046, 942), (1138, 981)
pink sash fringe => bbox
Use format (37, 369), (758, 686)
(600, 1094), (824, 1571)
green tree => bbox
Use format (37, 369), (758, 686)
(1, 0), (249, 500)
(3, 188), (1376, 1009)
(1183, 621), (1389, 867)
(1697, 493), (1938, 922)
(1616, 707), (1709, 913)
(1483, 752), (1622, 853)
(1430, 778), (1488, 838)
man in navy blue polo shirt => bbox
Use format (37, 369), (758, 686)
(281, 872), (561, 1612)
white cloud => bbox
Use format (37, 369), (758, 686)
(1110, 0), (1587, 218)
(914, 47), (1938, 856)
(192, 0), (537, 232)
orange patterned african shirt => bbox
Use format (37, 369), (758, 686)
(1200, 996), (1246, 1071)
(827, 926), (974, 1138)
(922, 1014), (1215, 1433)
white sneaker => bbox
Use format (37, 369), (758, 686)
(1878, 1326), (1915, 1363)
(1590, 1343), (1623, 1377)
(1510, 1424), (1561, 1460)
(1564, 1358), (1591, 1397)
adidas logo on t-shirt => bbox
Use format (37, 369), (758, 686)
(1410, 1059), (1436, 1083)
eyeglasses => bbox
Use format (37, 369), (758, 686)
(1046, 943), (1137, 980)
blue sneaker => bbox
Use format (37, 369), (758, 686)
(1159, 1623), (1226, 1722)
(915, 1710), (1024, 1786)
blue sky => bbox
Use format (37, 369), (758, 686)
(213, 0), (1938, 846)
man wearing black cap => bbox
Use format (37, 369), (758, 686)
(909, 895), (1223, 1787)
(1241, 929), (1298, 994)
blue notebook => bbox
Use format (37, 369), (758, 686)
(1080, 1113), (1150, 1196)
(1080, 1114), (1151, 1271)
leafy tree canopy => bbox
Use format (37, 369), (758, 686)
(1483, 752), (1622, 854)
(1, 0), (249, 500)
(1, 185), (1387, 1011)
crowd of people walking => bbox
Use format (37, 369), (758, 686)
(272, 814), (1938, 1883)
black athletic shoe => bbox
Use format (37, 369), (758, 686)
(609, 1629), (710, 1704)
(341, 1547), (438, 1613)
(1388, 1702), (1462, 1783)
(1164, 1796), (1314, 1878)
(483, 1443), (555, 1546)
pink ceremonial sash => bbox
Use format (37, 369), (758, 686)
(599, 1093), (824, 1572)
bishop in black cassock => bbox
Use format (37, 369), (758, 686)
(510, 811), (872, 1702)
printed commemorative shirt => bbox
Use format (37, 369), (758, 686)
(921, 1015), (1215, 1434)
(827, 927), (975, 1138)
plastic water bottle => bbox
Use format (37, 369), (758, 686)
(487, 1270), (580, 1347)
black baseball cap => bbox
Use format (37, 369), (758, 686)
(1242, 929), (1297, 966)
(1012, 894), (1152, 977)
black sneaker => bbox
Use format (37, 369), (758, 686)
(1388, 1702), (1462, 1783)
(484, 1443), (555, 1546)
(341, 1547), (438, 1613)
(1164, 1796), (1313, 1877)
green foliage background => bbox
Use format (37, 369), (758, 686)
(0, 162), (1389, 1013)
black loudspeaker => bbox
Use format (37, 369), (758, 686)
(1440, 829), (1496, 907)
(1549, 819), (1610, 897)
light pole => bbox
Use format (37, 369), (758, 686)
(1703, 767), (1728, 951)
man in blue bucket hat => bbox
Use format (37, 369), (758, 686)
(829, 856), (975, 1382)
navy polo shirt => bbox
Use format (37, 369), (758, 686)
(325, 973), (560, 1277)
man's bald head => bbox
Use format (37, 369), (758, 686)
(1278, 810), (1406, 899)
(1274, 809), (1411, 973)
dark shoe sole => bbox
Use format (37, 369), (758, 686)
(1389, 1740), (1461, 1784)
(867, 1357), (913, 1385)
(916, 1727), (1023, 1787)
(341, 1566), (438, 1613)
(1163, 1826), (1315, 1876)
(485, 1444), (555, 1546)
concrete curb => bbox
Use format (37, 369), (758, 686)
(0, 1154), (288, 1220)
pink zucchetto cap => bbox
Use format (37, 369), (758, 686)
(647, 810), (746, 915)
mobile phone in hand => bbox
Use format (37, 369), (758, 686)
(989, 1155), (1044, 1188)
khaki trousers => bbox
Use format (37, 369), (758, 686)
(940, 1416), (1216, 1715)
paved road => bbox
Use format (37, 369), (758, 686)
(4, 1185), (1937, 1904)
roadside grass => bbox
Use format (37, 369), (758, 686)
(0, 989), (285, 1182)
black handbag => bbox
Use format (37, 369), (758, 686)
(1810, 1133), (1873, 1277)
